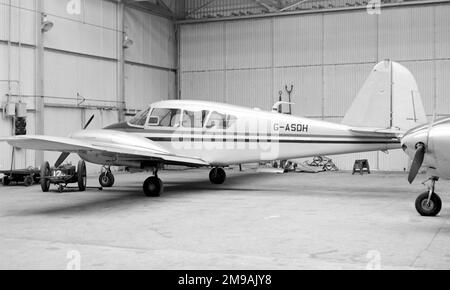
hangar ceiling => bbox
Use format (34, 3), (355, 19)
(125, 0), (439, 21)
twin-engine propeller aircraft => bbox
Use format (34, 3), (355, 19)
(402, 117), (450, 216)
(1, 60), (427, 197)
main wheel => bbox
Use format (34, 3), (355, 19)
(415, 192), (442, 217)
(24, 176), (34, 187)
(209, 168), (226, 185)
(2, 176), (10, 186)
(99, 172), (115, 188)
(77, 160), (87, 192)
(143, 176), (163, 197)
(40, 161), (51, 192)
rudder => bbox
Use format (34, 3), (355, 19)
(342, 60), (427, 132)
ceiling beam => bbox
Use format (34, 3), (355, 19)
(254, 0), (280, 12)
(124, 0), (177, 19)
(185, 0), (219, 17)
(280, 0), (310, 12)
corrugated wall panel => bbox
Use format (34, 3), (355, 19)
(0, 0), (36, 45)
(274, 14), (323, 67)
(324, 63), (374, 118)
(180, 22), (225, 72)
(273, 66), (323, 117)
(330, 152), (379, 172)
(398, 60), (435, 116)
(323, 11), (377, 64)
(42, 0), (117, 30)
(44, 50), (118, 105)
(436, 60), (450, 116)
(0, 117), (13, 170)
(0, 45), (36, 108)
(226, 69), (272, 110)
(44, 14), (117, 59)
(125, 64), (175, 110)
(378, 6), (434, 61)
(180, 71), (225, 102)
(125, 8), (176, 69)
(225, 19), (271, 69)
(436, 5), (450, 59)
(84, 0), (117, 30)
(378, 149), (410, 172)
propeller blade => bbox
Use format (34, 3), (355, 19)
(54, 152), (70, 168)
(408, 144), (425, 184)
(83, 115), (95, 130)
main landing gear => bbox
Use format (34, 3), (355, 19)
(99, 166), (115, 188)
(142, 167), (225, 197)
(143, 169), (164, 197)
(209, 167), (226, 185)
(415, 177), (443, 217)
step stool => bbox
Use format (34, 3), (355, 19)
(353, 159), (371, 175)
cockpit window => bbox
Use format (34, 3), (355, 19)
(182, 110), (209, 128)
(149, 108), (181, 127)
(206, 112), (237, 129)
(129, 108), (150, 127)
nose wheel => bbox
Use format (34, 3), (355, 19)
(209, 167), (226, 184)
(415, 177), (443, 217)
(99, 167), (115, 188)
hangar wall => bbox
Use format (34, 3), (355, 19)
(0, 0), (176, 172)
(179, 2), (450, 171)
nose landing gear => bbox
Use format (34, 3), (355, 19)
(99, 166), (115, 188)
(415, 177), (443, 217)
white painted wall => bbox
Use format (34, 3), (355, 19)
(179, 3), (450, 171)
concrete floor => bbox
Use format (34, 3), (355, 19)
(0, 168), (449, 270)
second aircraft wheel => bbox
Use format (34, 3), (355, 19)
(143, 176), (163, 197)
(99, 172), (115, 188)
(209, 168), (226, 185)
(40, 161), (51, 192)
(77, 160), (87, 192)
(415, 192), (442, 217)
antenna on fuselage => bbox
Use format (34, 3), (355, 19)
(272, 102), (295, 113)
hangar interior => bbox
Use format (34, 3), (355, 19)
(1, 0), (450, 271)
(0, 0), (449, 174)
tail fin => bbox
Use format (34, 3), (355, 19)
(342, 60), (427, 132)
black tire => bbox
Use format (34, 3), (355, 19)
(40, 161), (51, 192)
(77, 160), (87, 192)
(99, 172), (115, 188)
(209, 168), (226, 185)
(24, 176), (34, 187)
(415, 192), (442, 217)
(2, 176), (10, 186)
(143, 176), (163, 197)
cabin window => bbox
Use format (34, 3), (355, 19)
(206, 112), (237, 129)
(149, 108), (181, 127)
(129, 108), (150, 127)
(182, 110), (209, 128)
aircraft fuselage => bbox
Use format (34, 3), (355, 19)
(72, 100), (401, 167)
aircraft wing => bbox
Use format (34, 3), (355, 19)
(0, 135), (209, 167)
(0, 135), (97, 152)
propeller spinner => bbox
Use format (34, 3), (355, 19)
(405, 115), (435, 184)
